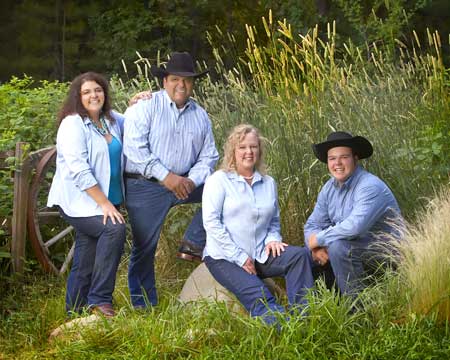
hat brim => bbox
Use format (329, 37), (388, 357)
(151, 66), (209, 79)
(312, 136), (373, 163)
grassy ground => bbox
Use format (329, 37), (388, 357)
(1, 265), (450, 359)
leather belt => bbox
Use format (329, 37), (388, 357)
(124, 173), (158, 182)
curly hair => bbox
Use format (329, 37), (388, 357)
(57, 72), (113, 125)
(220, 124), (267, 175)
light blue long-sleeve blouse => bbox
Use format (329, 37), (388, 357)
(202, 170), (282, 267)
(123, 90), (219, 187)
(304, 165), (402, 247)
(47, 111), (124, 217)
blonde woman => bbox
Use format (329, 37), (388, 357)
(202, 124), (314, 325)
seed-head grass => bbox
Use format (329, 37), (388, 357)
(393, 186), (450, 323)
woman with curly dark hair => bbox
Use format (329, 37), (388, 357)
(48, 72), (127, 317)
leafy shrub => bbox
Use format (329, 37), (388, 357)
(0, 76), (68, 275)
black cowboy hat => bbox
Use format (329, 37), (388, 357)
(151, 52), (209, 78)
(312, 131), (373, 163)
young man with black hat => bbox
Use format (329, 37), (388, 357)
(123, 52), (219, 308)
(304, 131), (402, 296)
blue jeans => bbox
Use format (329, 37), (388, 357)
(59, 209), (126, 313)
(204, 246), (314, 325)
(125, 178), (206, 307)
(310, 238), (383, 296)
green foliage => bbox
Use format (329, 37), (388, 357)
(0, 76), (67, 276)
(0, 76), (67, 153)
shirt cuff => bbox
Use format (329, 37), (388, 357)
(264, 235), (281, 246)
(236, 252), (249, 267)
(316, 231), (332, 247)
(146, 163), (169, 182)
(76, 171), (98, 191)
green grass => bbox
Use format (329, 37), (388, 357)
(1, 270), (450, 359)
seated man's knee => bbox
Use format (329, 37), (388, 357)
(327, 241), (350, 262)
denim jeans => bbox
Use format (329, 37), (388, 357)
(59, 209), (126, 313)
(309, 238), (386, 296)
(204, 246), (314, 325)
(125, 178), (206, 308)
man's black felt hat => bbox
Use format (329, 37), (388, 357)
(312, 131), (373, 163)
(151, 52), (209, 78)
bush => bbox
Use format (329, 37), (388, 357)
(0, 77), (67, 276)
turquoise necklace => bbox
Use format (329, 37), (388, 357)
(92, 116), (109, 136)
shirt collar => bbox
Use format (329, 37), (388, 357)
(162, 90), (192, 111)
(332, 165), (363, 189)
(227, 170), (263, 184)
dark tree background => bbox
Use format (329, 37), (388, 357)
(0, 0), (448, 82)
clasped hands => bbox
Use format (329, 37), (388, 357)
(242, 241), (288, 275)
(162, 172), (195, 200)
(308, 233), (329, 266)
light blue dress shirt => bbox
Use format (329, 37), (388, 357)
(304, 165), (402, 247)
(202, 170), (282, 267)
(47, 111), (125, 217)
(123, 90), (219, 187)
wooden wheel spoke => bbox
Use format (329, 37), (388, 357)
(44, 225), (74, 248)
(59, 243), (75, 275)
(37, 211), (61, 218)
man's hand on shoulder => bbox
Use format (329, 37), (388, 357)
(162, 172), (195, 200)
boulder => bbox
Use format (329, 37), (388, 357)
(178, 263), (285, 308)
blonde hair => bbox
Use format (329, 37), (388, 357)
(220, 124), (267, 175)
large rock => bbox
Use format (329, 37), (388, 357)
(178, 262), (237, 305)
(49, 314), (101, 341)
(178, 263), (285, 309)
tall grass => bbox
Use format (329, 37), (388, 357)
(394, 187), (450, 323)
(195, 15), (449, 243)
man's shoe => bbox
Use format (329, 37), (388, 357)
(177, 240), (203, 262)
(92, 304), (115, 317)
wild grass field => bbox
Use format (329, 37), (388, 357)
(1, 15), (449, 359)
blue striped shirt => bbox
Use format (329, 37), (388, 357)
(123, 90), (219, 187)
(203, 170), (282, 267)
(304, 165), (402, 247)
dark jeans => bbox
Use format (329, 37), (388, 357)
(204, 246), (314, 325)
(59, 209), (126, 313)
(125, 178), (206, 308)
(308, 239), (391, 296)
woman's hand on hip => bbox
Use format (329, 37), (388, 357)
(85, 185), (125, 225)
(100, 201), (125, 225)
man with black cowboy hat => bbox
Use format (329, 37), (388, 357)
(123, 52), (219, 308)
(304, 131), (402, 296)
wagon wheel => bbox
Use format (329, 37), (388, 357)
(27, 147), (75, 275)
